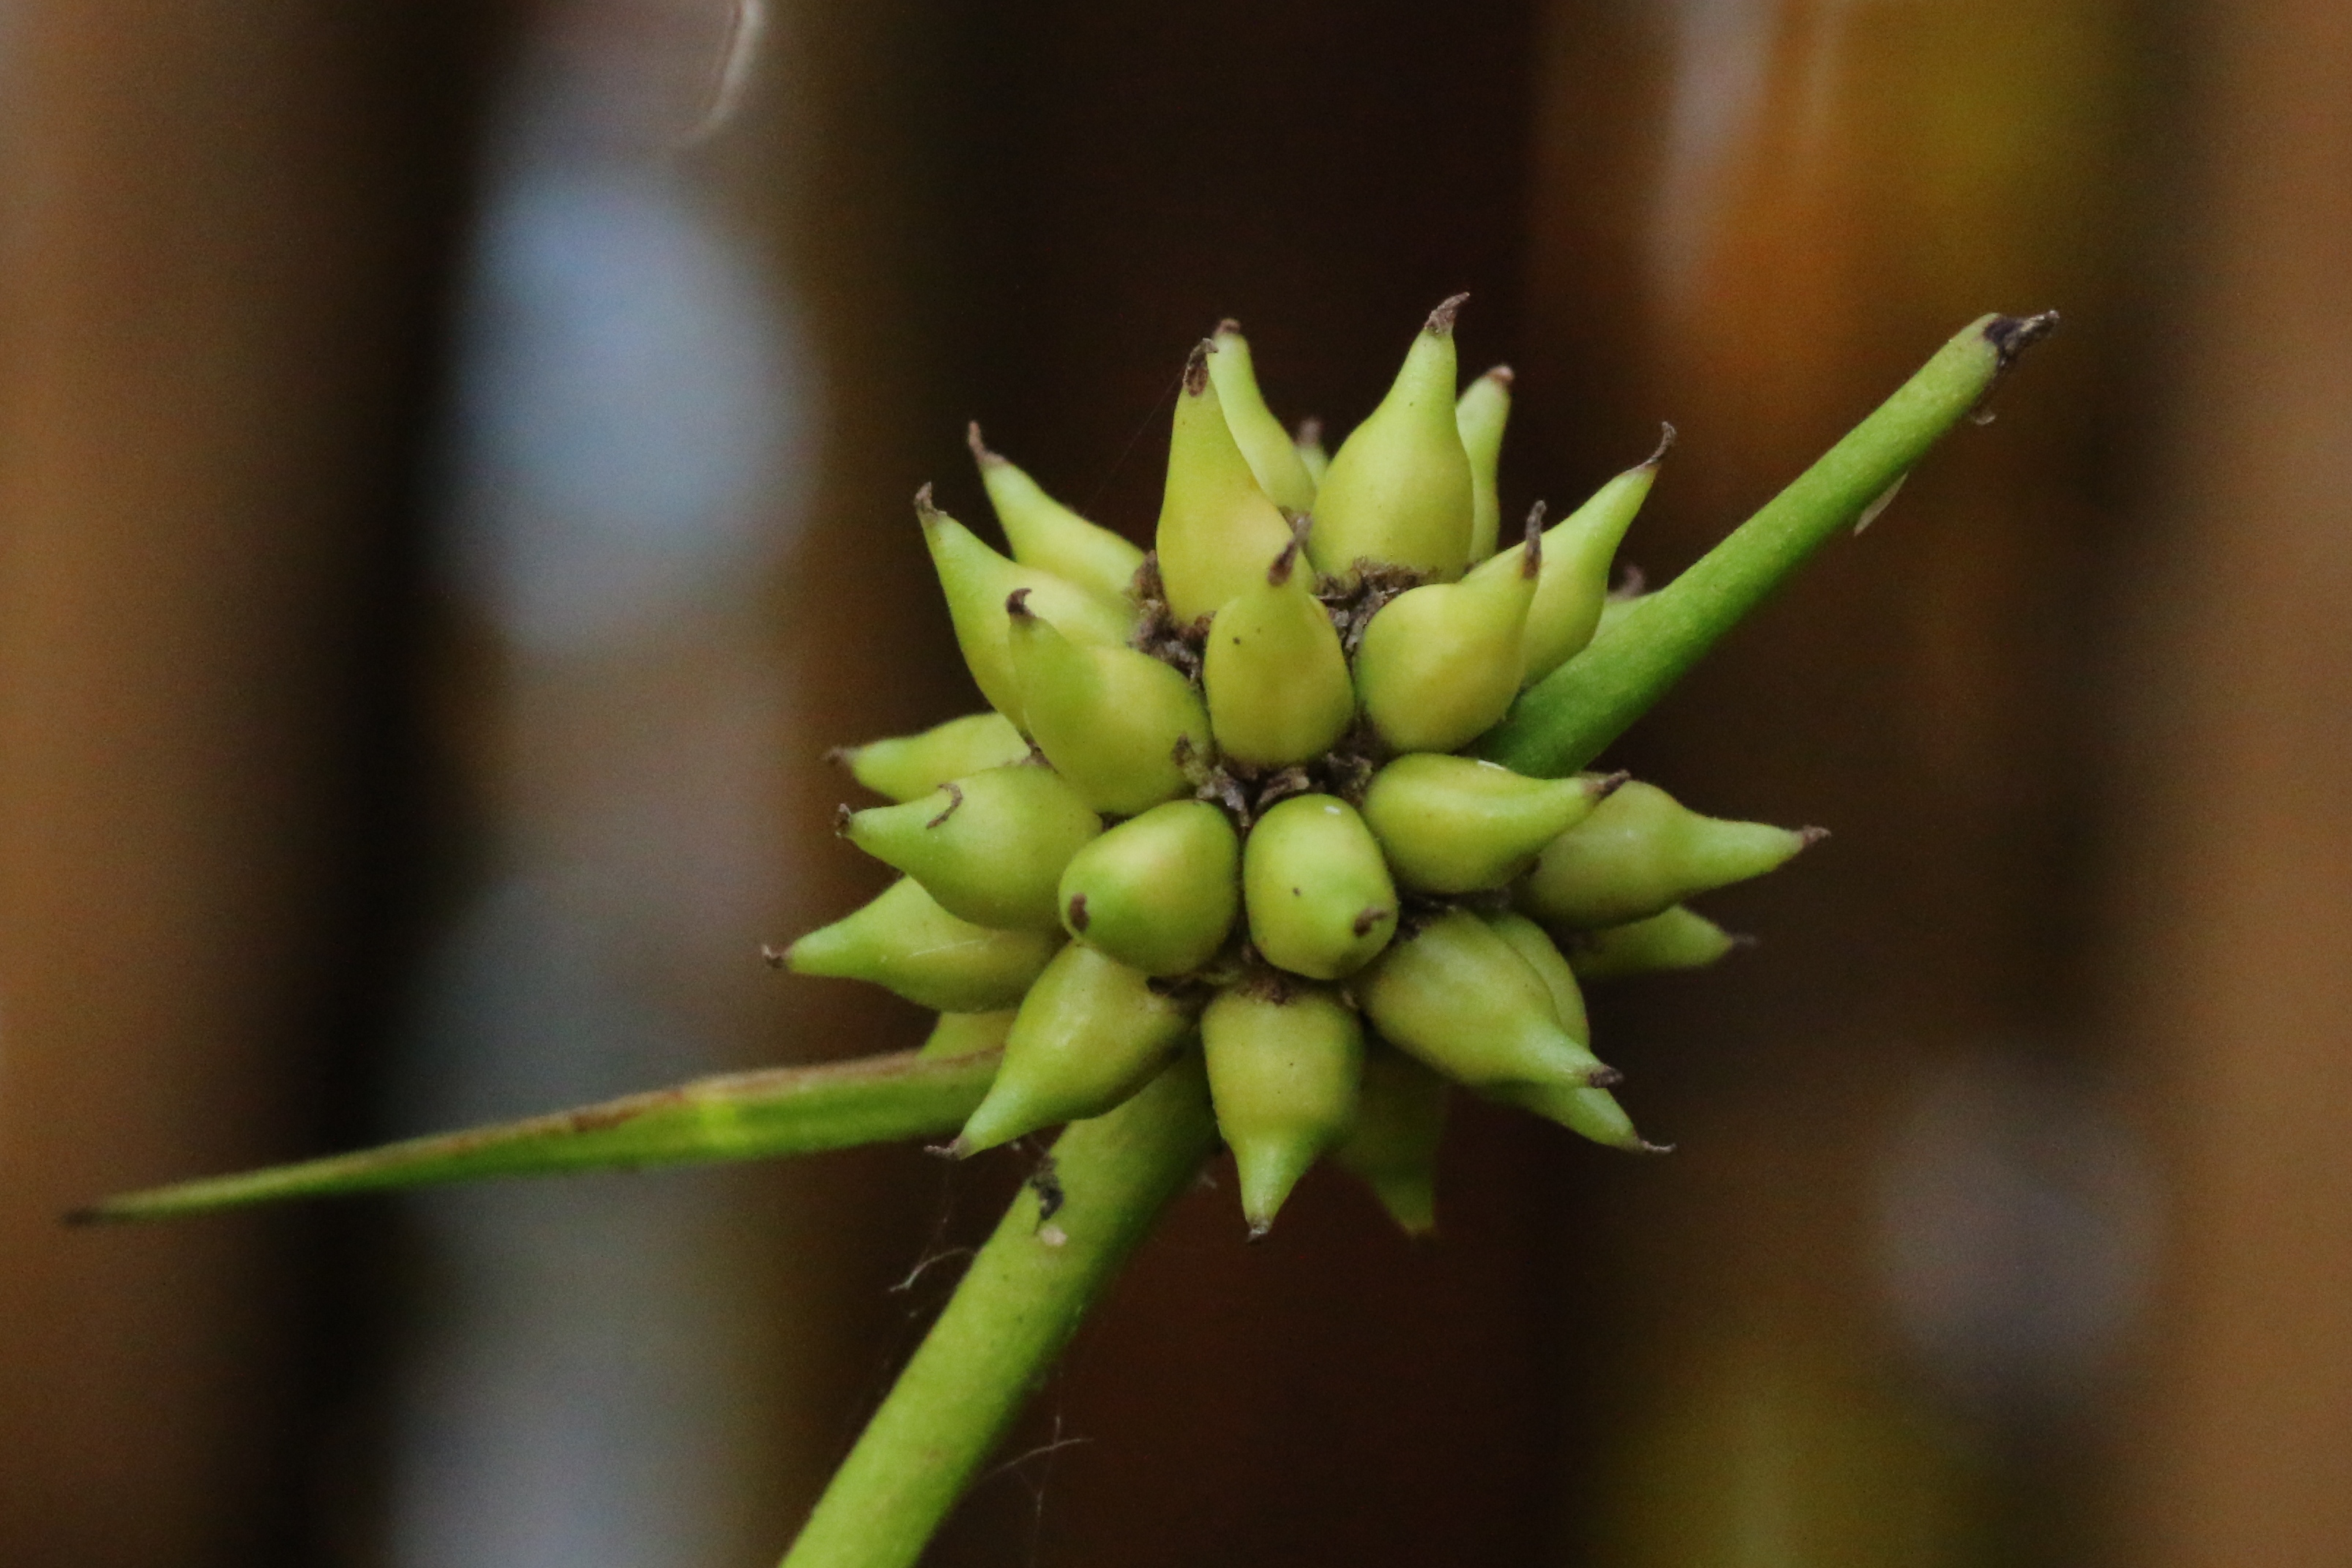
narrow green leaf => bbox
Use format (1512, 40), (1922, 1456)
(1477, 311), (2057, 778)
(70, 1048), (999, 1224)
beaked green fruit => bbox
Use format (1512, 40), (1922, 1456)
(784, 877), (1059, 1013)
(1207, 321), (1318, 515)
(1355, 908), (1614, 1091)
(919, 488), (1134, 723)
(1156, 343), (1297, 625)
(1008, 595), (1210, 817)
(951, 944), (1196, 1155)
(840, 764), (1102, 933)
(1360, 755), (1614, 895)
(1242, 794), (1397, 980)
(1307, 295), (1475, 580)
(1058, 800), (1239, 977)
(1473, 910), (1659, 1151)
(967, 423), (1146, 603)
(918, 1009), (1017, 1060)
(1562, 905), (1740, 982)
(1201, 983), (1364, 1234)
(1332, 1044), (1448, 1236)
(1480, 909), (1591, 1040)
(835, 711), (1030, 803)
(1352, 518), (1539, 753)
(1201, 529), (1354, 768)
(1519, 444), (1662, 685)
(1293, 417), (1330, 488)
(1517, 780), (1818, 929)
(1456, 365), (1512, 564)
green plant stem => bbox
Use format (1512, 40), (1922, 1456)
(72, 1048), (1001, 1223)
(781, 1053), (1218, 1568)
(1479, 311), (2056, 778)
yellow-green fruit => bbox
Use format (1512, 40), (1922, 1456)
(1355, 908), (1613, 1091)
(833, 711), (1029, 802)
(1242, 794), (1397, 980)
(1517, 780), (1818, 929)
(1332, 1044), (1448, 1236)
(1156, 341), (1296, 625)
(1353, 518), (1539, 753)
(784, 877), (1059, 1012)
(1519, 448), (1661, 685)
(1059, 800), (1239, 977)
(840, 764), (1101, 932)
(1564, 905), (1741, 982)
(1456, 365), (1512, 563)
(1360, 755), (1614, 894)
(1475, 910), (1657, 1152)
(918, 1009), (1017, 1060)
(967, 423), (1146, 602)
(1293, 417), (1329, 489)
(1201, 529), (1353, 768)
(1008, 593), (1210, 817)
(951, 944), (1196, 1155)
(1207, 320), (1317, 515)
(1307, 295), (1476, 580)
(1201, 983), (1364, 1234)
(918, 488), (1133, 722)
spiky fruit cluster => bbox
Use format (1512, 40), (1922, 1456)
(788, 299), (1820, 1237)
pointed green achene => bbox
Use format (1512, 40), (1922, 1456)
(840, 764), (1101, 933)
(834, 712), (1031, 803)
(1517, 780), (1820, 929)
(1330, 1043), (1448, 1236)
(1201, 525), (1354, 768)
(1563, 904), (1741, 981)
(918, 488), (1133, 723)
(1059, 800), (1239, 977)
(1201, 981), (1363, 1236)
(1307, 295), (1475, 580)
(1352, 506), (1540, 753)
(1207, 320), (1318, 515)
(1155, 341), (1296, 624)
(1354, 908), (1613, 1092)
(1456, 365), (1512, 564)
(1359, 754), (1614, 895)
(952, 944), (1198, 1156)
(785, 877), (1060, 1013)
(1293, 417), (1330, 488)
(1476, 911), (1661, 1154)
(1007, 591), (1209, 817)
(1518, 438), (1664, 685)
(966, 424), (1146, 604)
(1242, 794), (1396, 980)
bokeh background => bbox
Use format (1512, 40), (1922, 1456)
(3, 1), (2347, 1564)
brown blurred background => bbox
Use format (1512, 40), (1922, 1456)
(3, 1), (2347, 1565)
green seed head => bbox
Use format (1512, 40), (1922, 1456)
(781, 301), (1837, 1231)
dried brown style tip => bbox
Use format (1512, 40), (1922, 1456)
(965, 421), (1005, 469)
(1182, 338), (1214, 396)
(1425, 291), (1471, 335)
